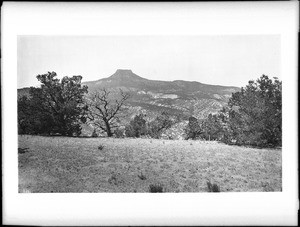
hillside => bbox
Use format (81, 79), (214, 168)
(83, 69), (240, 120)
(19, 135), (282, 192)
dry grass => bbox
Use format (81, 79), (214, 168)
(18, 135), (282, 193)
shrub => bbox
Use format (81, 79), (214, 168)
(207, 181), (220, 192)
(18, 148), (30, 154)
(149, 183), (164, 193)
(114, 128), (125, 138)
(98, 144), (104, 150)
(138, 172), (147, 180)
(91, 129), (98, 137)
(261, 182), (274, 192)
(108, 173), (118, 185)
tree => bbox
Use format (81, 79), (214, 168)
(18, 96), (40, 134)
(147, 111), (174, 139)
(223, 75), (282, 147)
(184, 116), (201, 140)
(125, 114), (147, 138)
(196, 75), (282, 147)
(86, 88), (130, 137)
(18, 72), (88, 136)
(199, 113), (224, 141)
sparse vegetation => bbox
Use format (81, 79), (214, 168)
(18, 135), (281, 193)
(17, 71), (282, 193)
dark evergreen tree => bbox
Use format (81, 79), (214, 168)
(184, 116), (201, 140)
(125, 114), (147, 138)
(147, 112), (174, 139)
(200, 113), (224, 141)
(18, 72), (88, 136)
(223, 75), (282, 147)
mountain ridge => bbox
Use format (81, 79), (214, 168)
(18, 69), (240, 121)
(83, 69), (240, 121)
(83, 69), (238, 89)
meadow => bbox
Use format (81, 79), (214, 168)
(18, 135), (282, 193)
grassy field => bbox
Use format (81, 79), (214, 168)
(18, 135), (282, 193)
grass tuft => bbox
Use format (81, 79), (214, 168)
(149, 183), (164, 193)
(18, 147), (30, 154)
(98, 144), (104, 150)
(138, 172), (147, 180)
(207, 181), (220, 192)
(108, 173), (118, 185)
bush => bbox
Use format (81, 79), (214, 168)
(207, 181), (220, 192)
(138, 172), (147, 180)
(114, 128), (125, 138)
(149, 183), (164, 193)
(108, 173), (118, 185)
(98, 144), (104, 150)
(18, 148), (30, 154)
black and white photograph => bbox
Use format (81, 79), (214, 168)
(2, 2), (298, 226)
(17, 35), (282, 193)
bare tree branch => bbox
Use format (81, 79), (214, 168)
(86, 88), (130, 137)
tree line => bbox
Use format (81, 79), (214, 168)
(18, 72), (281, 147)
(184, 75), (282, 147)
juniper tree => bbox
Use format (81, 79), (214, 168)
(18, 72), (88, 136)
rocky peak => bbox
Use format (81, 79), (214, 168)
(109, 69), (144, 81)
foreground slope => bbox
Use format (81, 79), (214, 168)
(19, 135), (281, 193)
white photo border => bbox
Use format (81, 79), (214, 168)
(2, 2), (298, 226)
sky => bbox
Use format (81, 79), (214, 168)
(17, 35), (280, 88)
